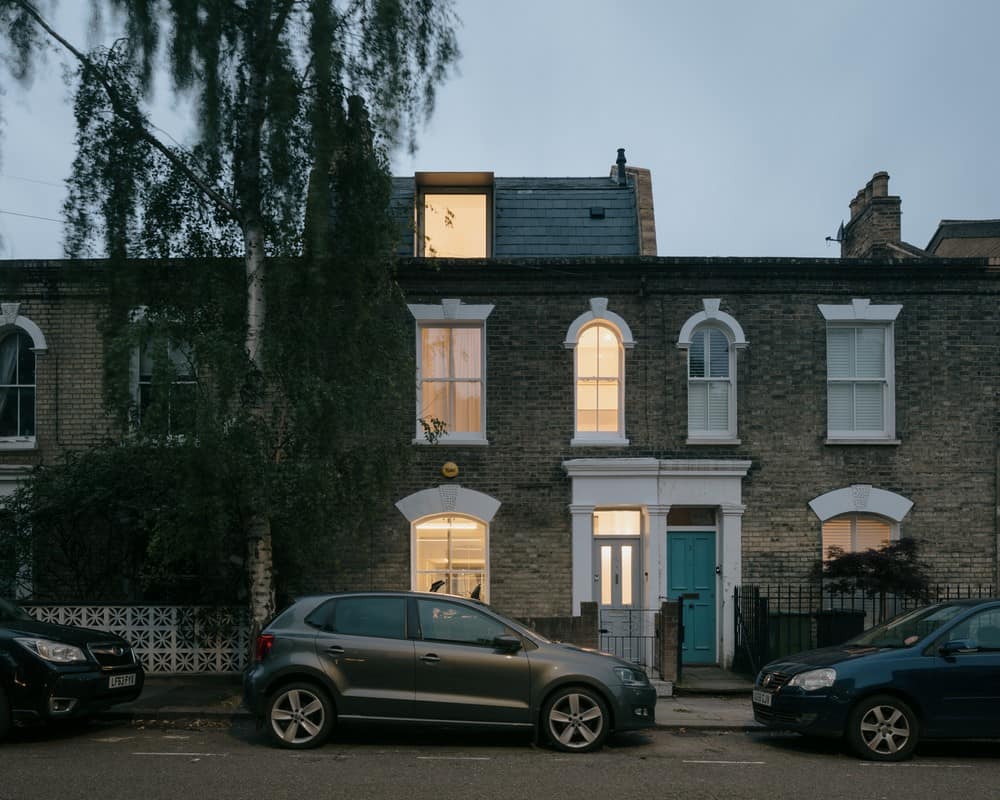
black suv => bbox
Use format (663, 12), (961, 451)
(1, 598), (144, 738)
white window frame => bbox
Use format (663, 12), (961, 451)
(677, 299), (746, 445)
(565, 298), (634, 446)
(127, 306), (198, 438)
(396, 485), (501, 604)
(414, 172), (493, 258)
(0, 303), (47, 451)
(809, 484), (912, 561)
(408, 299), (493, 445)
(819, 299), (901, 444)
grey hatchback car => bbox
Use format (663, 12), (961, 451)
(243, 591), (656, 752)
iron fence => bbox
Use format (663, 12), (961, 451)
(733, 583), (995, 676)
(598, 608), (660, 675)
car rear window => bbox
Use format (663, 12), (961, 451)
(331, 597), (406, 640)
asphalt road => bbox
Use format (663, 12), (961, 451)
(3, 718), (1000, 800)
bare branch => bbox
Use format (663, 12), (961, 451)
(13, 0), (242, 224)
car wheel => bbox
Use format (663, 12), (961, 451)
(266, 682), (334, 749)
(0, 686), (9, 741)
(542, 686), (610, 753)
(847, 694), (919, 762)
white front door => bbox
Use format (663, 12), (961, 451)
(594, 538), (642, 661)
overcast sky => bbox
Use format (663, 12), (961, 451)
(3, 0), (999, 259)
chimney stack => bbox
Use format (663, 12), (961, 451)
(616, 148), (627, 186)
(841, 171), (901, 258)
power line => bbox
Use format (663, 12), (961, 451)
(0, 173), (63, 188)
(0, 209), (62, 223)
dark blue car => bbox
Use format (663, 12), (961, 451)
(752, 598), (1000, 761)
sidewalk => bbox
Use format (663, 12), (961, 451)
(102, 674), (760, 732)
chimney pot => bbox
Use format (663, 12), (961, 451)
(871, 171), (890, 197)
(616, 148), (627, 186)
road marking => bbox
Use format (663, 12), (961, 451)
(860, 763), (973, 768)
(416, 756), (491, 761)
(91, 737), (135, 743)
(683, 760), (765, 765)
(133, 752), (222, 757)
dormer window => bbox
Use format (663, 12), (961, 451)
(416, 172), (492, 258)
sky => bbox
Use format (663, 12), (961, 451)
(3, 0), (1000, 259)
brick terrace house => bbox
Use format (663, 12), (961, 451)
(1, 154), (998, 671)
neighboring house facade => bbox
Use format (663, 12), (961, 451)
(1, 158), (998, 671)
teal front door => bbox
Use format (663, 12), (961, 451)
(667, 531), (717, 664)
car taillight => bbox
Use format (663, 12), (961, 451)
(255, 633), (275, 662)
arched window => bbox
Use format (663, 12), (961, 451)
(678, 299), (746, 444)
(413, 514), (488, 602)
(0, 329), (35, 439)
(565, 298), (633, 445)
(576, 322), (623, 437)
(822, 513), (894, 562)
(809, 485), (912, 562)
(396, 485), (500, 603)
(687, 325), (733, 438)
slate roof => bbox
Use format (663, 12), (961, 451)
(391, 175), (639, 258)
(926, 220), (1000, 258)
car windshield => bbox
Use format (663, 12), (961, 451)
(847, 603), (969, 648)
(0, 597), (31, 622)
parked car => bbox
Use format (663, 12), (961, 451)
(752, 598), (1000, 761)
(0, 598), (144, 739)
(243, 591), (657, 752)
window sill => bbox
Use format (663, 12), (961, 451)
(570, 437), (630, 447)
(825, 438), (901, 446)
(686, 437), (741, 446)
(412, 437), (489, 446)
(0, 438), (37, 451)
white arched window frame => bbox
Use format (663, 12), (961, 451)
(809, 485), (913, 561)
(677, 300), (746, 444)
(564, 298), (634, 446)
(0, 304), (47, 450)
(396, 485), (501, 603)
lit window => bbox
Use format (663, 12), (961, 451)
(819, 299), (900, 443)
(421, 192), (488, 257)
(576, 322), (622, 435)
(564, 298), (634, 445)
(593, 509), (641, 536)
(408, 300), (493, 444)
(413, 515), (488, 602)
(822, 514), (893, 562)
(0, 330), (35, 439)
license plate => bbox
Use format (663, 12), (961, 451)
(752, 689), (772, 707)
(109, 673), (137, 690)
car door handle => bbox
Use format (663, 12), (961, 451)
(326, 645), (345, 656)
(420, 653), (441, 664)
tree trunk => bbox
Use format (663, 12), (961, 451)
(242, 221), (274, 642)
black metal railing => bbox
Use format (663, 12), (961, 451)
(598, 608), (660, 673)
(733, 583), (995, 676)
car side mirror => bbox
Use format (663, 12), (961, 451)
(493, 634), (522, 653)
(940, 638), (978, 656)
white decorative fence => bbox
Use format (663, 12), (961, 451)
(26, 605), (250, 674)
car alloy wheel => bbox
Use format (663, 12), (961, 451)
(543, 686), (609, 753)
(848, 694), (918, 762)
(267, 682), (334, 749)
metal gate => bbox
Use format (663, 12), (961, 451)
(599, 608), (659, 672)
